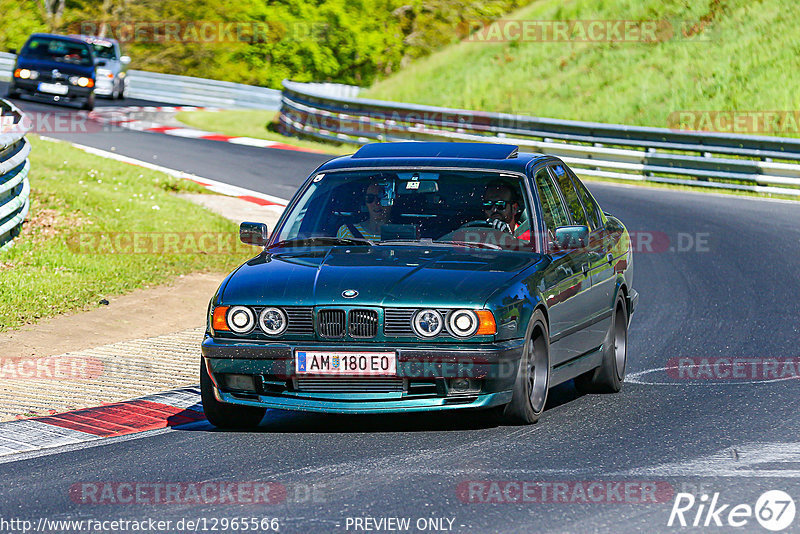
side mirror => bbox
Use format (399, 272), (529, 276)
(120, 55), (131, 65)
(554, 225), (589, 249)
(240, 222), (269, 247)
(9, 48), (16, 55)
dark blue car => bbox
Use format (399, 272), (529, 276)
(7, 33), (97, 110)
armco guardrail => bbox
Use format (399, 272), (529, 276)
(0, 52), (283, 109)
(280, 80), (800, 197)
(0, 98), (31, 250)
(126, 70), (282, 109)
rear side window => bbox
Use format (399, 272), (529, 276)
(533, 167), (570, 230)
(570, 170), (602, 230)
(550, 164), (587, 226)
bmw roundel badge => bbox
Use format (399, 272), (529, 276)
(342, 289), (358, 298)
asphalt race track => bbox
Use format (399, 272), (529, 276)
(2, 89), (800, 533)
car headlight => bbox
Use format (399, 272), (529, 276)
(259, 307), (287, 336)
(14, 69), (34, 79)
(97, 68), (114, 79)
(227, 306), (255, 333)
(413, 309), (443, 337)
(69, 76), (93, 87)
(448, 310), (479, 337)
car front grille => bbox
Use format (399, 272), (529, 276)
(284, 307), (314, 336)
(348, 309), (378, 338)
(384, 308), (416, 336)
(295, 377), (404, 393)
(317, 309), (346, 338)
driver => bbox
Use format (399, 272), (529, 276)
(337, 181), (392, 241)
(482, 180), (521, 234)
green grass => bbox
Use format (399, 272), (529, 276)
(174, 110), (356, 156)
(0, 136), (251, 331)
(364, 0), (800, 137)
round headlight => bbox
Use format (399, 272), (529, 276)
(77, 77), (90, 87)
(259, 307), (287, 336)
(18, 69), (31, 79)
(413, 309), (443, 337)
(448, 310), (479, 337)
(227, 306), (255, 333)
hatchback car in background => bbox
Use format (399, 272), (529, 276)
(201, 142), (638, 428)
(70, 35), (130, 99)
(7, 33), (97, 110)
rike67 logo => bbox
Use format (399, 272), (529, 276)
(668, 491), (796, 531)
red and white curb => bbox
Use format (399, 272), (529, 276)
(38, 136), (290, 208)
(0, 388), (204, 458)
(89, 106), (327, 153)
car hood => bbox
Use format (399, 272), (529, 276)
(221, 246), (545, 307)
(16, 57), (95, 77)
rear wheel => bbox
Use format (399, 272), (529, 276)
(575, 296), (628, 393)
(499, 310), (550, 425)
(200, 359), (266, 429)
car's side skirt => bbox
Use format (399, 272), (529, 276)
(550, 346), (603, 386)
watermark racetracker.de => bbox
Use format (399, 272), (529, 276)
(457, 19), (716, 43)
(71, 20), (328, 43)
(457, 480), (674, 504)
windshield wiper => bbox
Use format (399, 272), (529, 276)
(435, 240), (503, 250)
(268, 236), (374, 249)
(377, 239), (502, 250)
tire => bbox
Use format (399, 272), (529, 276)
(200, 359), (266, 429)
(81, 93), (95, 111)
(498, 310), (550, 425)
(119, 80), (127, 100)
(574, 295), (628, 394)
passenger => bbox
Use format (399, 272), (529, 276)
(337, 181), (393, 241)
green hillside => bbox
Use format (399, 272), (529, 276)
(365, 0), (800, 135)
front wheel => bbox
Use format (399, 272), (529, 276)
(200, 359), (266, 429)
(81, 93), (95, 111)
(498, 310), (550, 424)
(574, 295), (628, 393)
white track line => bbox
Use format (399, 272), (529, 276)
(37, 136), (289, 206)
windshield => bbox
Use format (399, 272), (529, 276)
(273, 169), (538, 252)
(21, 37), (94, 66)
(91, 43), (117, 60)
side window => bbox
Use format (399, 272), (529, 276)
(550, 164), (587, 226)
(569, 170), (601, 230)
(533, 167), (570, 231)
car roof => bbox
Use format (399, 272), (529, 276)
(318, 142), (549, 174)
(68, 34), (119, 46)
(27, 33), (92, 46)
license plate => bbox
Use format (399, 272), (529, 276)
(295, 351), (396, 376)
(38, 83), (69, 95)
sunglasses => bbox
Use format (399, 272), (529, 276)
(483, 200), (511, 210)
(365, 194), (386, 204)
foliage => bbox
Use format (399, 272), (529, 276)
(2, 0), (534, 87)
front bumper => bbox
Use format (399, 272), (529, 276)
(12, 78), (93, 102)
(94, 77), (117, 96)
(201, 336), (524, 414)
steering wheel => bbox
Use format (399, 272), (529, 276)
(460, 218), (513, 234)
(461, 219), (494, 229)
